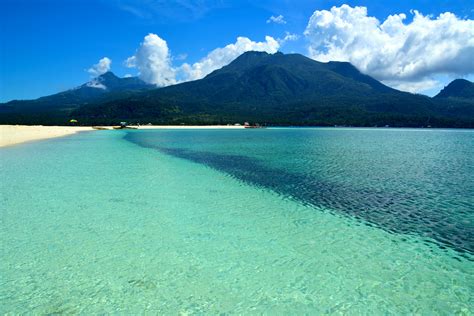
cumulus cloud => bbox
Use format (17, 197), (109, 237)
(125, 33), (176, 86)
(178, 36), (280, 81)
(267, 15), (286, 24)
(126, 34), (279, 85)
(304, 5), (474, 92)
(280, 32), (299, 44)
(383, 79), (441, 94)
(86, 79), (107, 90)
(87, 57), (112, 76)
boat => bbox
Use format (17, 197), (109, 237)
(112, 122), (138, 129)
(244, 122), (265, 128)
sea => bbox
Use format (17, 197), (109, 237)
(1, 128), (473, 314)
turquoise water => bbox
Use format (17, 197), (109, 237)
(1, 128), (473, 314)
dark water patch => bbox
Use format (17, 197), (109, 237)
(124, 132), (474, 258)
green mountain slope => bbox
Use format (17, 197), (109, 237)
(435, 79), (474, 99)
(73, 52), (473, 127)
(430, 79), (474, 120)
(0, 72), (153, 124)
(1, 52), (473, 127)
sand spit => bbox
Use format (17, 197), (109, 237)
(0, 125), (93, 147)
(0, 125), (246, 147)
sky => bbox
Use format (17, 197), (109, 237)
(1, 0), (473, 102)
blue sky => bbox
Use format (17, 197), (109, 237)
(1, 0), (473, 102)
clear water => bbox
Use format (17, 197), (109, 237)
(1, 128), (473, 314)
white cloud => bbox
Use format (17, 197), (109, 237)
(126, 34), (279, 85)
(175, 53), (188, 61)
(86, 79), (107, 90)
(304, 5), (474, 93)
(125, 33), (176, 86)
(123, 74), (133, 78)
(117, 0), (225, 22)
(267, 15), (286, 24)
(280, 32), (299, 44)
(87, 57), (112, 76)
(383, 79), (441, 94)
(179, 36), (280, 81)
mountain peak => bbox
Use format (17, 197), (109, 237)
(435, 79), (474, 99)
(97, 71), (119, 80)
(207, 51), (311, 79)
(231, 50), (272, 64)
(236, 50), (283, 60)
(240, 51), (272, 57)
(246, 50), (267, 55)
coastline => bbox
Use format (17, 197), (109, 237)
(0, 125), (245, 147)
(137, 125), (245, 129)
(0, 125), (94, 148)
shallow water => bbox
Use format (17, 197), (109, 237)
(1, 128), (473, 313)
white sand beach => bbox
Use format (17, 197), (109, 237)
(0, 125), (246, 147)
(0, 125), (93, 147)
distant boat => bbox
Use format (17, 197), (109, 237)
(244, 122), (265, 129)
(113, 122), (138, 129)
(244, 125), (265, 129)
(112, 126), (138, 130)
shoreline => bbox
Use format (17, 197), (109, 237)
(0, 125), (245, 147)
(91, 125), (246, 130)
(0, 125), (94, 148)
(137, 125), (245, 129)
(4, 124), (467, 148)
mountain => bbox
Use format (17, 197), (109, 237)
(1, 52), (474, 127)
(434, 79), (474, 99)
(73, 52), (473, 127)
(0, 72), (153, 124)
(430, 79), (474, 120)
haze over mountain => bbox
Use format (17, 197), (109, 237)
(1, 52), (473, 127)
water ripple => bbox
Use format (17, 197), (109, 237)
(124, 130), (474, 258)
